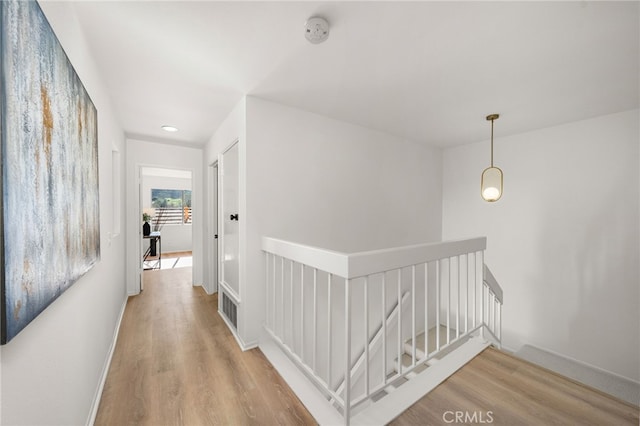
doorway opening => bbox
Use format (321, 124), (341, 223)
(139, 166), (193, 291)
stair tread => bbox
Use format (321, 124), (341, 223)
(387, 325), (462, 381)
(398, 354), (429, 372)
(403, 325), (458, 358)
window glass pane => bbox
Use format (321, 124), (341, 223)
(151, 189), (183, 208)
(183, 190), (192, 224)
(151, 189), (192, 226)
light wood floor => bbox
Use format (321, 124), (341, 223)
(94, 267), (315, 426)
(96, 267), (638, 425)
(143, 250), (192, 262)
(392, 347), (639, 426)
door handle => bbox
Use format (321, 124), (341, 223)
(214, 234), (218, 239)
(230, 214), (239, 221)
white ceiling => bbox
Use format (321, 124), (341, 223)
(71, 1), (639, 148)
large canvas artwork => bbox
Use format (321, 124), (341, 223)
(0, 0), (100, 344)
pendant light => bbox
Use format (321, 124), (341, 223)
(481, 114), (503, 202)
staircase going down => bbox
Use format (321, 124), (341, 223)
(352, 327), (491, 425)
(381, 326), (458, 396)
(262, 236), (503, 425)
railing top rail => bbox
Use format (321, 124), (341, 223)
(262, 236), (487, 280)
(348, 237), (486, 279)
(262, 237), (350, 277)
(483, 264), (503, 304)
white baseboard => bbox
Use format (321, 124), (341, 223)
(86, 296), (128, 426)
(217, 310), (257, 351)
(201, 283), (217, 295)
(515, 344), (639, 406)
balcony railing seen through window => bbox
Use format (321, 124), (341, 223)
(151, 188), (192, 227)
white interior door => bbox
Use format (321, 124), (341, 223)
(209, 162), (219, 294)
(221, 143), (239, 297)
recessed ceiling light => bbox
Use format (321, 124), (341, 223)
(161, 125), (178, 132)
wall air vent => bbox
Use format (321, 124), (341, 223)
(222, 292), (238, 330)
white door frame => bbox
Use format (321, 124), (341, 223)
(208, 161), (219, 294)
(219, 140), (241, 303)
(137, 164), (195, 293)
(138, 165), (144, 291)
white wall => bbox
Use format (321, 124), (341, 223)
(244, 97), (443, 347)
(203, 97), (443, 348)
(246, 97), (443, 252)
(142, 175), (193, 253)
(0, 3), (127, 424)
(442, 110), (639, 381)
(125, 139), (204, 294)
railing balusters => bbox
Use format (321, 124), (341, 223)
(344, 278), (352, 426)
(261, 236), (503, 425)
(495, 294), (498, 335)
(313, 268), (318, 372)
(397, 269), (402, 376)
(301, 264), (305, 362)
(272, 254), (276, 331)
(382, 272), (387, 385)
(446, 258), (451, 345)
(492, 293), (496, 335)
(265, 253), (270, 329)
(465, 253), (470, 334)
(281, 257), (285, 339)
(424, 262), (429, 357)
(480, 252), (485, 329)
(364, 276), (369, 397)
(328, 273), (332, 389)
(456, 256), (460, 340)
(480, 257), (485, 340)
(498, 303), (503, 346)
(411, 265), (416, 367)
(484, 286), (487, 330)
(436, 260), (441, 352)
(487, 290), (495, 333)
(485, 286), (489, 334)
(471, 252), (476, 329)
(290, 260), (294, 348)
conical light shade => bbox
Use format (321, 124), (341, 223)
(481, 166), (503, 202)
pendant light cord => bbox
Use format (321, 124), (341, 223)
(490, 118), (494, 167)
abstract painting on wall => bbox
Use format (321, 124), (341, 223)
(0, 0), (100, 344)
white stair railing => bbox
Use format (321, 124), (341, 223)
(262, 237), (503, 425)
(330, 291), (411, 406)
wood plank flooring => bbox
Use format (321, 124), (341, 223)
(94, 267), (315, 426)
(392, 347), (639, 426)
(96, 267), (638, 425)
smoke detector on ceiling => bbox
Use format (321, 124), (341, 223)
(304, 17), (330, 44)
